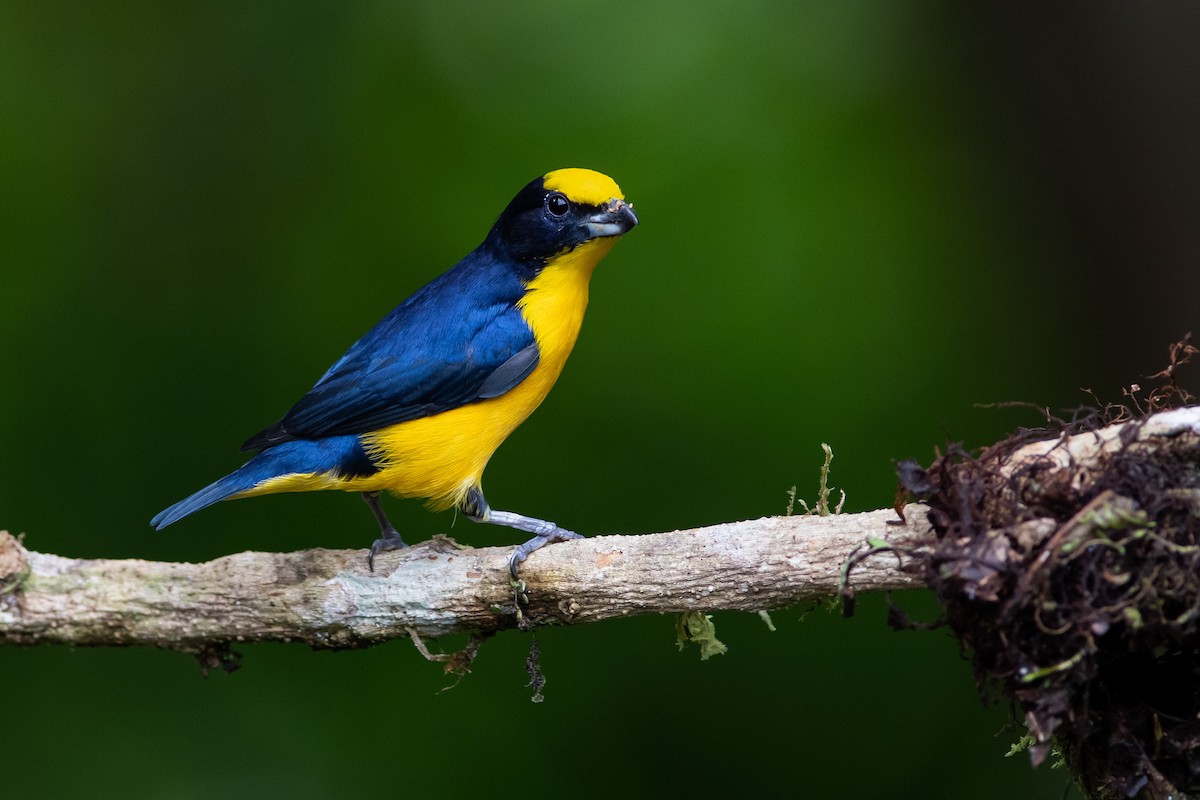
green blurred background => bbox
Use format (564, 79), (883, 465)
(3, 2), (1198, 797)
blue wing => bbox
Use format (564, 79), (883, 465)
(242, 253), (538, 451)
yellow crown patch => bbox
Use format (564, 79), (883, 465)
(543, 168), (624, 205)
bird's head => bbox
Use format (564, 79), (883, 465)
(488, 168), (638, 264)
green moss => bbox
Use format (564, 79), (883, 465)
(675, 611), (727, 660)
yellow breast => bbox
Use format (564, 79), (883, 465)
(352, 236), (618, 509)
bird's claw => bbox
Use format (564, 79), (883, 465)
(508, 543), (537, 582)
(367, 531), (407, 572)
(506, 530), (583, 580)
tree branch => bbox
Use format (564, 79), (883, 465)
(3, 406), (1196, 654)
(0, 508), (927, 650)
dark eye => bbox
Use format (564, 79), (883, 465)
(546, 193), (570, 217)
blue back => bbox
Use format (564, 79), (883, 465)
(242, 243), (538, 450)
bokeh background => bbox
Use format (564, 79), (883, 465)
(3, 3), (1199, 798)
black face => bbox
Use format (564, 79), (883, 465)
(487, 177), (604, 264)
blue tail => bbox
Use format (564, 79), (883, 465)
(151, 435), (375, 529)
(151, 457), (279, 530)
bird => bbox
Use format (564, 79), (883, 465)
(152, 168), (638, 577)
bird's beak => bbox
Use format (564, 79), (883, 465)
(584, 199), (639, 239)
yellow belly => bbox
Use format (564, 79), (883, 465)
(337, 236), (618, 510)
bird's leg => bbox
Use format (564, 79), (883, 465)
(363, 491), (406, 571)
(460, 487), (584, 580)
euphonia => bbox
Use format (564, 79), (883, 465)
(152, 168), (638, 576)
